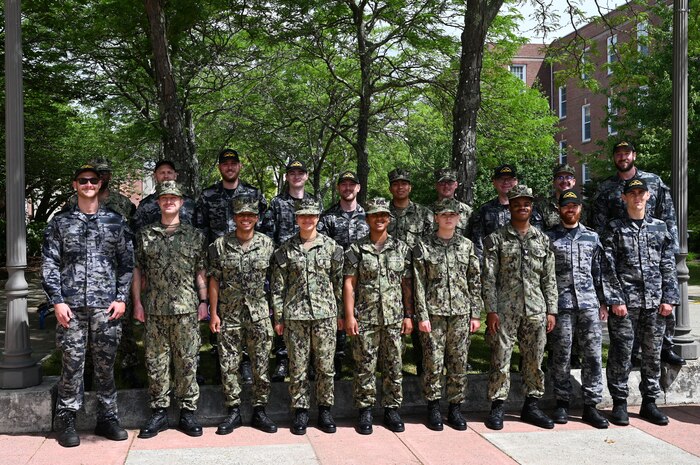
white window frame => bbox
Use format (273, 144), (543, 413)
(581, 163), (592, 183)
(607, 35), (618, 74)
(558, 86), (567, 119)
(510, 64), (526, 83)
(559, 140), (568, 165)
(581, 47), (590, 80)
(581, 104), (591, 142)
(608, 96), (618, 135)
(637, 21), (649, 55)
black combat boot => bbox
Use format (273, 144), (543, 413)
(582, 404), (609, 429)
(138, 408), (169, 439)
(271, 357), (289, 382)
(447, 403), (467, 431)
(356, 407), (373, 435)
(178, 409), (203, 437)
(521, 396), (554, 429)
(552, 399), (569, 424)
(485, 400), (504, 430)
(609, 399), (629, 426)
(216, 406), (242, 435)
(639, 398), (669, 426)
(661, 348), (686, 366)
(426, 400), (443, 431)
(251, 406), (277, 433)
(239, 358), (253, 385)
(384, 407), (405, 433)
(292, 408), (309, 435)
(317, 405), (337, 433)
(95, 417), (128, 441)
(55, 410), (80, 448)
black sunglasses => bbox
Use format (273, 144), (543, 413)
(77, 178), (100, 185)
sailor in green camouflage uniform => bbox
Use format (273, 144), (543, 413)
(482, 184), (558, 431)
(387, 168), (433, 376)
(343, 197), (413, 435)
(271, 198), (343, 436)
(132, 181), (209, 439)
(43, 164), (133, 447)
(208, 197), (278, 435)
(414, 198), (483, 432)
(431, 168), (472, 236)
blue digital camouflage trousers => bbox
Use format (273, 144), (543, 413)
(145, 313), (200, 410)
(285, 318), (336, 409)
(55, 307), (122, 421)
(607, 307), (665, 401)
(550, 308), (603, 405)
(352, 321), (403, 409)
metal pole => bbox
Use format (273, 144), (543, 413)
(671, 0), (698, 359)
(0, 0), (42, 388)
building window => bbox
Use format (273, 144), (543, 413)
(581, 104), (591, 142)
(638, 21), (649, 55)
(608, 96), (618, 135)
(607, 35), (618, 74)
(510, 64), (526, 83)
(581, 163), (592, 184)
(559, 140), (568, 165)
(581, 47), (590, 80)
(558, 86), (567, 119)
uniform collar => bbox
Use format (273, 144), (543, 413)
(358, 234), (399, 253)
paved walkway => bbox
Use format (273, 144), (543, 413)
(3, 404), (700, 465)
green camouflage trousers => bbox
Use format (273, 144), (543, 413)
(218, 313), (273, 407)
(487, 311), (547, 401)
(285, 318), (336, 409)
(145, 313), (200, 410)
(420, 314), (471, 404)
(352, 321), (403, 409)
(56, 307), (122, 421)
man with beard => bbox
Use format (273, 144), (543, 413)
(262, 160), (320, 382)
(483, 185), (558, 431)
(431, 168), (472, 237)
(132, 160), (197, 233)
(590, 141), (684, 366)
(318, 170), (370, 380)
(545, 190), (608, 429)
(538, 164), (578, 231)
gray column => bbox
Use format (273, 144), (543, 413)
(671, 0), (698, 359)
(0, 0), (42, 388)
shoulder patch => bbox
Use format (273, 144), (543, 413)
(345, 249), (359, 265)
(483, 235), (494, 250)
(412, 244), (424, 260)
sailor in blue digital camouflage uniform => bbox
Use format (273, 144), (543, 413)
(42, 164), (133, 447)
(601, 178), (679, 427)
(545, 190), (608, 429)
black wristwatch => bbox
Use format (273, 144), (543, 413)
(199, 298), (209, 305)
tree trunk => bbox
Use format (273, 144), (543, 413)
(144, 0), (199, 196)
(451, 0), (503, 205)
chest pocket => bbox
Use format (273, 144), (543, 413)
(425, 255), (442, 280)
(315, 251), (332, 271)
(387, 253), (405, 272)
(360, 255), (380, 281)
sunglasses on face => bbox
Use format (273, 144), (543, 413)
(555, 175), (575, 181)
(77, 178), (100, 185)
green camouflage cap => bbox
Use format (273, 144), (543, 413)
(156, 180), (183, 197)
(553, 163), (576, 177)
(559, 189), (582, 206)
(364, 197), (392, 215)
(232, 197), (259, 215)
(294, 197), (321, 215)
(435, 168), (457, 183)
(507, 184), (534, 200)
(388, 168), (411, 184)
(433, 198), (461, 214)
(90, 158), (112, 172)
